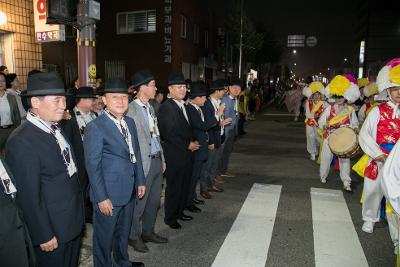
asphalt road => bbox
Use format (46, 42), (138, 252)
(79, 109), (395, 267)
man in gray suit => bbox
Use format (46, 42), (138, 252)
(127, 70), (168, 253)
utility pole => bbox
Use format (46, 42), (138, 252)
(76, 0), (100, 87)
(238, 0), (244, 79)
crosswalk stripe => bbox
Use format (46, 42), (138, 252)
(311, 187), (369, 267)
(212, 183), (282, 267)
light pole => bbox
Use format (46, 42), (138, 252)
(238, 0), (244, 79)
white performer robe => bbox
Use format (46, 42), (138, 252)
(305, 100), (326, 155)
(382, 140), (400, 247)
(318, 104), (359, 185)
(359, 102), (400, 223)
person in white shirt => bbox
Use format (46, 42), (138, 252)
(358, 59), (400, 252)
(302, 81), (327, 161)
(357, 82), (379, 125)
(6, 73), (26, 120)
(318, 74), (360, 191)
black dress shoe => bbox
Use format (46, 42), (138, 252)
(131, 261), (145, 267)
(142, 232), (168, 243)
(128, 238), (149, 253)
(186, 205), (201, 213)
(180, 214), (193, 221)
(193, 198), (205, 205)
(167, 221), (182, 229)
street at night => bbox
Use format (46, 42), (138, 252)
(1, 1), (400, 267)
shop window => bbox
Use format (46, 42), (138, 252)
(117, 10), (156, 34)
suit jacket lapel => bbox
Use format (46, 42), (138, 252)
(133, 102), (151, 139)
(102, 115), (129, 153)
(169, 98), (190, 127)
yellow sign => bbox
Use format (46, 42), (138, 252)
(88, 64), (96, 79)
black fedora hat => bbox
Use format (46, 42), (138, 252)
(131, 69), (155, 89)
(209, 79), (228, 93)
(101, 78), (128, 94)
(188, 82), (207, 98)
(230, 77), (243, 87)
(21, 72), (67, 97)
(74, 86), (96, 98)
(168, 72), (186, 85)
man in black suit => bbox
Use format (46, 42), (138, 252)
(0, 158), (35, 267)
(5, 72), (84, 267)
(158, 72), (200, 229)
(185, 82), (218, 210)
(200, 80), (232, 199)
(61, 87), (97, 223)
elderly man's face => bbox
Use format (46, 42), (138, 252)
(168, 84), (187, 100)
(102, 93), (129, 117)
(31, 96), (67, 122)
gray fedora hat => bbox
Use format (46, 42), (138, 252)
(21, 72), (68, 97)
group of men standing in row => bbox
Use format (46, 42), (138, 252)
(0, 69), (243, 267)
(302, 58), (400, 255)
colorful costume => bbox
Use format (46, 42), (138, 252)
(303, 81), (326, 160)
(359, 59), (400, 248)
(318, 74), (360, 191)
(358, 82), (379, 124)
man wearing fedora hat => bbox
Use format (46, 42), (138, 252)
(185, 81), (217, 211)
(126, 70), (168, 253)
(218, 78), (241, 179)
(84, 78), (146, 267)
(61, 86), (97, 223)
(200, 79), (232, 198)
(158, 72), (200, 229)
(5, 72), (84, 267)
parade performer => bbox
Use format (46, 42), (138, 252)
(381, 140), (400, 256)
(358, 59), (400, 240)
(358, 82), (379, 124)
(302, 81), (326, 160)
(318, 74), (360, 191)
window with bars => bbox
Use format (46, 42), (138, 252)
(117, 10), (156, 34)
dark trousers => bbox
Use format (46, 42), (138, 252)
(238, 113), (246, 134)
(130, 157), (163, 240)
(34, 235), (81, 267)
(187, 159), (205, 206)
(92, 196), (134, 267)
(219, 131), (235, 175)
(164, 158), (193, 224)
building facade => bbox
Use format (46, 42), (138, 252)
(42, 0), (219, 88)
(0, 0), (42, 89)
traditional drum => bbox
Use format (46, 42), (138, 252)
(328, 127), (360, 158)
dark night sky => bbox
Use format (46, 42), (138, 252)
(206, 0), (358, 78)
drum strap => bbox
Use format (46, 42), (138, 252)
(328, 106), (353, 127)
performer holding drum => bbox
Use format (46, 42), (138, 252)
(318, 74), (360, 191)
(303, 81), (327, 161)
(358, 59), (400, 243)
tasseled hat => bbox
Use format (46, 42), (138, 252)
(302, 81), (324, 99)
(323, 74), (360, 103)
(363, 82), (379, 98)
(376, 58), (400, 101)
(376, 58), (400, 118)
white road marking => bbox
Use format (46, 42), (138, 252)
(311, 187), (368, 267)
(212, 183), (282, 267)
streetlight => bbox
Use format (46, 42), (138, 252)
(294, 63), (297, 66)
(344, 58), (348, 62)
(293, 49), (297, 54)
